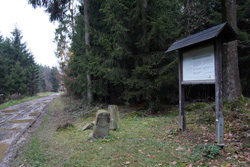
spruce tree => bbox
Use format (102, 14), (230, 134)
(6, 61), (28, 95)
(0, 35), (9, 96)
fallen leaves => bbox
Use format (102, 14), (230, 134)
(138, 150), (145, 154)
(121, 161), (131, 166)
(201, 126), (207, 130)
(169, 161), (177, 165)
(146, 154), (156, 158)
(124, 161), (130, 165)
(176, 146), (185, 151)
(203, 139), (209, 143)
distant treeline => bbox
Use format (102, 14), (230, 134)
(38, 65), (59, 93)
(0, 27), (59, 103)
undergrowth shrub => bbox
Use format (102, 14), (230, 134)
(190, 143), (221, 162)
(56, 123), (75, 132)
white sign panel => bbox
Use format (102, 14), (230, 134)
(183, 46), (215, 81)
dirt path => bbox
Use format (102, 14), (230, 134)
(0, 93), (60, 167)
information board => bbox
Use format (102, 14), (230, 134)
(182, 46), (215, 82)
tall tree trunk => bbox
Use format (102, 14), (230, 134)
(222, 0), (242, 102)
(141, 0), (148, 53)
(84, 0), (93, 104)
(69, 0), (75, 36)
(142, 0), (147, 37)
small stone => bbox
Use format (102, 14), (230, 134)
(82, 122), (94, 131)
(89, 110), (110, 139)
(108, 105), (120, 130)
(89, 132), (93, 139)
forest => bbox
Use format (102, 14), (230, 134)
(28, 0), (250, 108)
(1, 1), (248, 166)
(0, 27), (59, 104)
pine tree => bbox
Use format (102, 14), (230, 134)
(122, 0), (181, 107)
(6, 61), (28, 95)
(0, 35), (9, 97)
(0, 28), (39, 97)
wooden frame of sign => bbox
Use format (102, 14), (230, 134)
(166, 23), (237, 147)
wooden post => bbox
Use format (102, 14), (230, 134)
(179, 51), (186, 131)
(214, 38), (224, 147)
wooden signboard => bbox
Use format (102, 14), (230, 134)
(166, 23), (237, 147)
(182, 46), (215, 83)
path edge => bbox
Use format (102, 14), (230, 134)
(0, 95), (58, 167)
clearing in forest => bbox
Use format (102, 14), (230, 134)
(12, 95), (250, 167)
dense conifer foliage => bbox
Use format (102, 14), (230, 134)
(67, 0), (181, 107)
(0, 28), (38, 98)
(0, 27), (59, 103)
(237, 0), (250, 97)
(29, 0), (250, 107)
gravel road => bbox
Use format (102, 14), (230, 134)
(0, 93), (60, 167)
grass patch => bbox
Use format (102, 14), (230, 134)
(13, 96), (64, 167)
(13, 96), (250, 167)
(0, 92), (54, 110)
(56, 123), (75, 132)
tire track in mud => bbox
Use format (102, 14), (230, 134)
(0, 93), (60, 167)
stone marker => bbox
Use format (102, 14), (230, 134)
(108, 105), (120, 130)
(89, 110), (110, 139)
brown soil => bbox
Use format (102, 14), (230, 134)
(28, 112), (40, 117)
(8, 119), (34, 124)
(177, 129), (204, 143)
(46, 109), (74, 133)
(1, 110), (18, 113)
(0, 128), (19, 132)
(0, 143), (9, 163)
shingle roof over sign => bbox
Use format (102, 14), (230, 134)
(166, 22), (237, 52)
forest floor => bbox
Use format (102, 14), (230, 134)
(11, 95), (250, 167)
